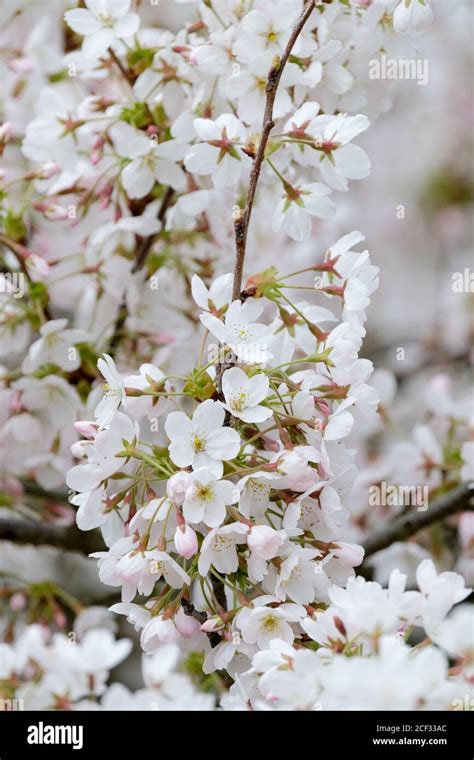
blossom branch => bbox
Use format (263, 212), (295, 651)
(0, 518), (105, 555)
(231, 0), (316, 301)
(108, 48), (133, 84)
(133, 186), (175, 273)
(363, 483), (474, 558)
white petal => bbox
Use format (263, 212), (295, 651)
(64, 8), (101, 35)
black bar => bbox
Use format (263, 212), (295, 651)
(0, 710), (471, 757)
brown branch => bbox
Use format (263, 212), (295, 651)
(231, 0), (316, 301)
(132, 186), (175, 273)
(108, 48), (133, 84)
(363, 483), (474, 559)
(0, 518), (105, 555)
(108, 188), (175, 354)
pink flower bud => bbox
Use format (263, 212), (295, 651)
(34, 201), (68, 221)
(0, 476), (23, 498)
(174, 524), (198, 559)
(8, 391), (23, 414)
(167, 471), (193, 506)
(74, 420), (98, 439)
(0, 122), (12, 145)
(318, 399), (331, 417)
(25, 253), (50, 279)
(247, 525), (283, 560)
(54, 609), (67, 628)
(9, 58), (33, 74)
(26, 162), (61, 180)
(333, 541), (364, 567)
(200, 617), (224, 633)
(10, 591), (27, 611)
(175, 607), (200, 638)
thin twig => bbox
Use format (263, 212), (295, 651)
(133, 186), (175, 273)
(108, 48), (133, 84)
(231, 0), (315, 301)
(363, 483), (474, 558)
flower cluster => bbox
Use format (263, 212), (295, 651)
(3, 0), (472, 714)
(224, 565), (472, 710)
(0, 616), (214, 711)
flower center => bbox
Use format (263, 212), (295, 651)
(195, 484), (214, 502)
(102, 383), (121, 399)
(247, 479), (270, 502)
(211, 535), (232, 552)
(229, 390), (248, 412)
(260, 615), (279, 632)
(152, 561), (165, 575)
(191, 432), (207, 453)
(98, 12), (115, 27)
(231, 324), (250, 343)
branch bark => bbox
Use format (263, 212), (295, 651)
(363, 483), (474, 558)
(0, 518), (105, 555)
(231, 0), (316, 301)
(132, 186), (175, 273)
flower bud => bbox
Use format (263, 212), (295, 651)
(10, 591), (27, 611)
(70, 440), (89, 459)
(248, 525), (283, 560)
(174, 524), (198, 559)
(27, 162), (60, 180)
(74, 420), (97, 438)
(33, 201), (68, 221)
(25, 252), (50, 279)
(333, 541), (364, 567)
(0, 122), (12, 155)
(167, 471), (193, 506)
(200, 616), (224, 633)
(175, 607), (200, 638)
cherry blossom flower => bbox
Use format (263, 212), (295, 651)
(273, 182), (336, 242)
(221, 367), (272, 423)
(64, 0), (140, 60)
(200, 299), (274, 363)
(21, 319), (88, 374)
(182, 467), (240, 528)
(184, 114), (248, 188)
(191, 273), (233, 314)
(393, 0), (433, 34)
(238, 599), (306, 648)
(198, 523), (249, 576)
(67, 412), (137, 492)
(95, 354), (126, 428)
(109, 122), (186, 199)
(165, 399), (240, 478)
